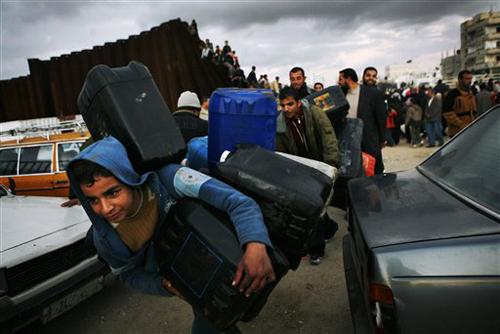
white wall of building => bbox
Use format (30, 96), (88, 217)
(385, 62), (440, 86)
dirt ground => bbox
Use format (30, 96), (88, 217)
(19, 143), (439, 334)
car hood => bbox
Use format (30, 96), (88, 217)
(0, 195), (90, 253)
(348, 169), (500, 249)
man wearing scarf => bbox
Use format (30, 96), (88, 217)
(443, 70), (477, 137)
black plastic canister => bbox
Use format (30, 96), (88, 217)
(215, 144), (334, 269)
(301, 85), (350, 125)
(154, 198), (289, 331)
(77, 61), (186, 173)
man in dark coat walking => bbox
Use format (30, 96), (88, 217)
(424, 89), (444, 147)
(338, 68), (387, 174)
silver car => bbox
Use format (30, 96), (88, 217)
(0, 185), (107, 332)
(343, 106), (500, 334)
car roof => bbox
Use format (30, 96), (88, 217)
(0, 131), (90, 148)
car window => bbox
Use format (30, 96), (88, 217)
(58, 142), (84, 171)
(0, 148), (20, 175)
(419, 109), (500, 214)
(19, 145), (53, 175)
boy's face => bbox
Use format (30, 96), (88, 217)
(81, 175), (139, 223)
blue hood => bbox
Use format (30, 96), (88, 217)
(69, 136), (150, 188)
(67, 136), (272, 282)
(66, 136), (174, 276)
(67, 136), (157, 236)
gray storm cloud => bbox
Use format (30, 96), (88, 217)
(1, 1), (496, 80)
(5, 1), (491, 29)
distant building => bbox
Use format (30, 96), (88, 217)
(440, 50), (462, 85)
(385, 62), (438, 87)
(461, 11), (500, 80)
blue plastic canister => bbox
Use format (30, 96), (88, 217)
(208, 88), (277, 171)
(185, 136), (208, 171)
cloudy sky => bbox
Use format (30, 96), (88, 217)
(1, 1), (498, 85)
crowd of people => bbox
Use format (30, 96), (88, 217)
(172, 65), (384, 267)
(172, 63), (500, 268)
(382, 72), (499, 149)
(192, 21), (499, 154)
(200, 38), (248, 87)
(197, 32), (499, 150)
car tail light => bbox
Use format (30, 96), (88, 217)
(370, 283), (394, 305)
(369, 283), (399, 334)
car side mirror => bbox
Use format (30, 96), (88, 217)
(8, 177), (16, 195)
(0, 184), (12, 197)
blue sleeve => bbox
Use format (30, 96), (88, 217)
(158, 165), (272, 248)
(197, 178), (272, 248)
(93, 230), (172, 297)
(118, 268), (172, 297)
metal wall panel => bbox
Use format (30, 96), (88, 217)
(0, 19), (230, 122)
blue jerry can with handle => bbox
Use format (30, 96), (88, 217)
(208, 88), (277, 172)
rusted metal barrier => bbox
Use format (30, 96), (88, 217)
(0, 19), (230, 122)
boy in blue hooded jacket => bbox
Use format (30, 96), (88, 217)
(67, 136), (276, 333)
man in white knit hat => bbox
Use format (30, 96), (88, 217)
(172, 91), (208, 142)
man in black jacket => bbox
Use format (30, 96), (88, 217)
(172, 91), (208, 142)
(289, 67), (313, 100)
(338, 68), (386, 174)
(247, 66), (258, 87)
(362, 66), (378, 87)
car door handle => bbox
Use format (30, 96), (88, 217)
(54, 180), (68, 184)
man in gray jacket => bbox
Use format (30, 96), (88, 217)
(424, 89), (444, 147)
(405, 97), (423, 148)
(476, 83), (494, 116)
